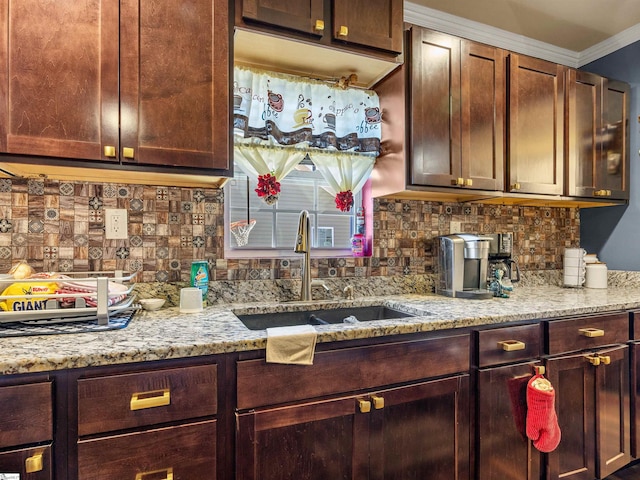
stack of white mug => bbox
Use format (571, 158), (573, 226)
(563, 248), (586, 287)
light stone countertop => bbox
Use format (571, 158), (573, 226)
(1, 282), (640, 375)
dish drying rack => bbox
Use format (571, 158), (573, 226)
(0, 270), (138, 326)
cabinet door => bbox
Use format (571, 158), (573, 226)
(409, 28), (462, 187)
(477, 362), (541, 480)
(0, 1), (119, 161)
(600, 79), (630, 199)
(594, 345), (631, 478)
(371, 375), (470, 480)
(333, 0), (402, 54)
(241, 0), (324, 37)
(0, 445), (52, 480)
(545, 352), (595, 480)
(508, 54), (564, 195)
(461, 40), (505, 191)
(120, 0), (230, 169)
(236, 395), (368, 480)
(566, 69), (602, 198)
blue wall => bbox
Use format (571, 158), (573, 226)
(579, 42), (640, 270)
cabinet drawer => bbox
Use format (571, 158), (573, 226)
(546, 312), (629, 355)
(238, 334), (470, 410)
(77, 420), (216, 480)
(78, 364), (217, 437)
(0, 444), (52, 479)
(0, 382), (52, 447)
(476, 323), (541, 367)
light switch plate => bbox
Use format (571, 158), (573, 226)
(105, 208), (128, 239)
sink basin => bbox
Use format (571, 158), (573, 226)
(236, 305), (414, 331)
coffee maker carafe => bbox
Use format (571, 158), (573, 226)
(435, 234), (492, 299)
(481, 233), (520, 285)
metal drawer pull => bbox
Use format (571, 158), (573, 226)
(123, 147), (135, 159)
(135, 467), (174, 480)
(338, 25), (348, 37)
(600, 355), (611, 365)
(130, 388), (171, 411)
(25, 451), (44, 473)
(314, 19), (324, 31)
(358, 399), (371, 413)
(498, 340), (526, 351)
(586, 354), (601, 366)
(579, 327), (604, 338)
(371, 395), (385, 410)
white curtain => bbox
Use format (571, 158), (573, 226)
(233, 66), (380, 209)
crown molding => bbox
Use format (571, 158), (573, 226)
(404, 1), (640, 68)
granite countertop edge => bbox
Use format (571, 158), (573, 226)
(2, 284), (640, 375)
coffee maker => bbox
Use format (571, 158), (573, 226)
(480, 233), (520, 285)
(435, 234), (492, 299)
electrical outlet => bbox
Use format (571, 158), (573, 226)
(450, 221), (462, 234)
(105, 208), (128, 239)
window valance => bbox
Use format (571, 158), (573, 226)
(233, 66), (380, 211)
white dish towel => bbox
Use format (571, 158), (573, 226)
(266, 325), (318, 365)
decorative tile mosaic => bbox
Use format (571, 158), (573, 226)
(0, 178), (580, 283)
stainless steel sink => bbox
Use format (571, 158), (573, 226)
(236, 305), (415, 330)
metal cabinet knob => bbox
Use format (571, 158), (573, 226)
(371, 395), (385, 410)
(338, 25), (348, 37)
(103, 145), (117, 158)
(314, 19), (324, 31)
(358, 398), (371, 413)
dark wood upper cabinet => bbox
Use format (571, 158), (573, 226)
(566, 70), (630, 200)
(0, 0), (231, 172)
(238, 0), (403, 55)
(408, 27), (505, 191)
(0, 1), (119, 162)
(508, 53), (565, 195)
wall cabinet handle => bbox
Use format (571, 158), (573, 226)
(586, 354), (601, 366)
(123, 147), (135, 159)
(338, 25), (348, 37)
(103, 145), (117, 158)
(135, 467), (174, 480)
(371, 395), (385, 410)
(358, 398), (371, 413)
(25, 451), (44, 473)
(465, 178), (473, 187)
(451, 177), (465, 186)
(314, 19), (324, 31)
(498, 340), (526, 351)
(599, 355), (611, 365)
(511, 183), (521, 191)
(130, 388), (171, 411)
(579, 327), (604, 338)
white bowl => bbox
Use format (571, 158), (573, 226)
(139, 298), (166, 311)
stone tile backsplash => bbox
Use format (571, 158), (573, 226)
(0, 178), (579, 283)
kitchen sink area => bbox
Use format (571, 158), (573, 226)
(235, 305), (416, 330)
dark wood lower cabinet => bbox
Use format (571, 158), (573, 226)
(236, 375), (469, 480)
(0, 445), (52, 479)
(476, 361), (542, 480)
(546, 345), (631, 480)
(77, 420), (216, 480)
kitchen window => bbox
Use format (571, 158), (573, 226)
(225, 162), (367, 258)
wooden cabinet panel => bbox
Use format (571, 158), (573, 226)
(237, 333), (470, 410)
(0, 1), (119, 161)
(77, 420), (216, 480)
(0, 382), (52, 447)
(545, 311), (629, 355)
(374, 375), (470, 480)
(461, 40), (505, 191)
(236, 396), (366, 480)
(0, 445), (52, 480)
(477, 362), (541, 480)
(78, 364), (217, 437)
(600, 79), (630, 199)
(566, 70), (630, 200)
(241, 0), (324, 36)
(120, 0), (230, 169)
(237, 375), (469, 480)
(409, 28), (461, 187)
(239, 0), (402, 55)
(333, 0), (402, 54)
(476, 323), (541, 368)
(508, 53), (565, 195)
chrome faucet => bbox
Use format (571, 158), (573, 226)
(295, 210), (312, 301)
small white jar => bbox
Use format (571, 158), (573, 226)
(585, 262), (607, 289)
